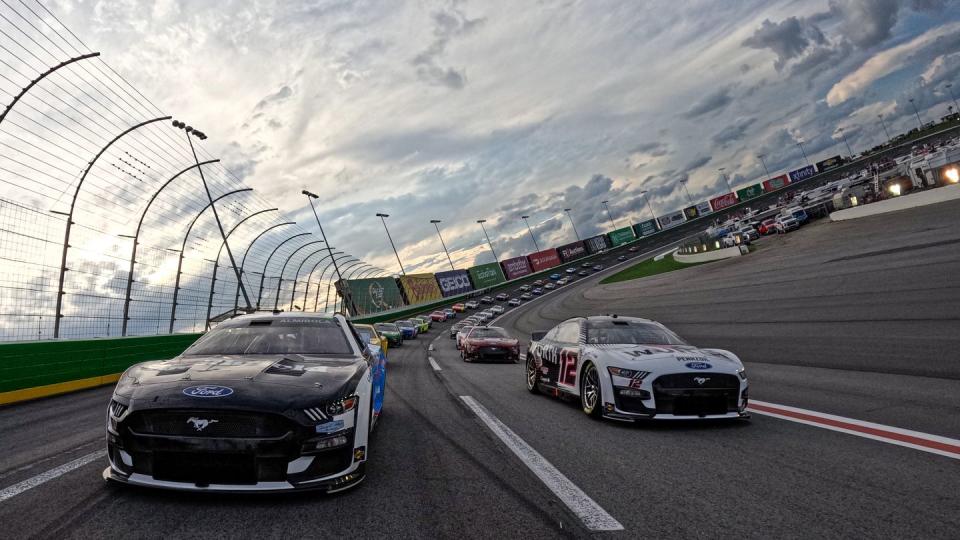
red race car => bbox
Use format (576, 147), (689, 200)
(460, 326), (520, 363)
(430, 311), (447, 322)
(452, 303), (466, 312)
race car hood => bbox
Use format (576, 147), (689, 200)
(584, 344), (742, 374)
(112, 354), (367, 407)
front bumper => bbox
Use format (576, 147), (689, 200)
(603, 372), (749, 421)
(464, 347), (520, 362)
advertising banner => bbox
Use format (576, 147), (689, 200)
(788, 165), (816, 183)
(398, 273), (443, 305)
(528, 248), (561, 272)
(468, 262), (505, 289)
(763, 174), (790, 192)
(696, 201), (713, 216)
(434, 269), (473, 297)
(584, 234), (611, 254)
(501, 256), (532, 280)
(657, 211), (686, 230)
(337, 277), (406, 316)
(816, 155), (844, 173)
(735, 183), (765, 201)
(557, 240), (587, 262)
(683, 205), (699, 220)
(710, 192), (738, 211)
(634, 219), (659, 237)
(608, 226), (636, 247)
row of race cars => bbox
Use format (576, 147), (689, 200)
(101, 242), (748, 494)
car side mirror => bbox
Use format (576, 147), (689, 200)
(531, 331), (547, 342)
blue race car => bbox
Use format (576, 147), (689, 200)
(395, 320), (418, 339)
(549, 273), (561, 280)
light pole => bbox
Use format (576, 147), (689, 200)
(173, 120), (252, 311)
(757, 154), (771, 180)
(718, 167), (733, 192)
(838, 127), (853, 157)
(878, 114), (891, 141)
(797, 141), (810, 166)
(563, 208), (580, 240)
(600, 200), (618, 230)
(947, 84), (959, 115)
(678, 180), (694, 206)
(908, 98), (923, 129)
(639, 191), (656, 220)
(520, 215), (540, 251)
(430, 219), (455, 270)
(376, 213), (405, 275)
(303, 190), (357, 315)
(476, 219), (498, 262)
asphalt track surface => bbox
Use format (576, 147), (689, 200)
(1, 199), (959, 538)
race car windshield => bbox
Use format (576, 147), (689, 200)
(470, 327), (512, 339)
(376, 324), (398, 332)
(356, 328), (373, 342)
(585, 321), (686, 345)
(183, 324), (354, 356)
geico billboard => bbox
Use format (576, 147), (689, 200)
(584, 234), (610, 254)
(528, 248), (561, 272)
(337, 277), (406, 315)
(557, 240), (587, 262)
(468, 262), (505, 289)
(398, 273), (443, 305)
(434, 269), (473, 297)
(500, 255), (532, 280)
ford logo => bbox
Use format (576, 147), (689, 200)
(182, 385), (234, 398)
(685, 362), (712, 370)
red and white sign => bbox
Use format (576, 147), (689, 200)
(762, 174), (790, 192)
(709, 192), (738, 211)
(501, 256), (532, 280)
(528, 249), (561, 272)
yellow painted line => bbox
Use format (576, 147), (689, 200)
(0, 373), (122, 406)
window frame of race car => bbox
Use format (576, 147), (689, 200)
(525, 315), (748, 421)
(103, 313), (385, 493)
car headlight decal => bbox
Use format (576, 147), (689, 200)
(606, 366), (650, 380)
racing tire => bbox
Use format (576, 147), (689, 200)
(525, 354), (540, 394)
(580, 362), (603, 419)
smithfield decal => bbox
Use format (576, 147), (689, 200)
(685, 362), (712, 370)
(182, 385), (234, 398)
(316, 419), (345, 434)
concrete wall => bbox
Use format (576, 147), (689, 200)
(673, 246), (745, 263)
(830, 183), (960, 221)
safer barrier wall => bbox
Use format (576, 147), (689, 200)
(0, 333), (202, 404)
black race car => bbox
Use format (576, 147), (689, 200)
(103, 313), (385, 493)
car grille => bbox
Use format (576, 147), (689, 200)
(109, 400), (128, 417)
(128, 410), (294, 438)
(151, 451), (262, 484)
(652, 373), (740, 416)
(303, 407), (330, 423)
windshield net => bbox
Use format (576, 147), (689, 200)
(585, 321), (686, 345)
(184, 322), (353, 355)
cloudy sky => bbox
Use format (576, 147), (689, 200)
(47, 0), (960, 274)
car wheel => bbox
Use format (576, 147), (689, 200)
(580, 363), (603, 419)
(525, 354), (540, 394)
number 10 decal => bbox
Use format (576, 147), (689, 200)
(557, 348), (578, 388)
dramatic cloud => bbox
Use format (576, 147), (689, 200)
(743, 16), (826, 71)
(683, 87), (734, 118)
(711, 118), (757, 148)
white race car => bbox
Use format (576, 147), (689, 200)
(525, 315), (748, 420)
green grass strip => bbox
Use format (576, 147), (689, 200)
(600, 256), (711, 284)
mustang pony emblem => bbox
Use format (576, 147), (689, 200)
(186, 417), (219, 431)
(693, 377), (710, 385)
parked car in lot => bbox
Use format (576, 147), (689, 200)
(375, 322), (403, 346)
(495, 293), (509, 301)
(465, 300), (480, 309)
(480, 296), (494, 304)
(775, 215), (800, 234)
(461, 326), (520, 363)
(452, 303), (466, 312)
(520, 292), (534, 300)
(519, 285), (531, 292)
(758, 218), (777, 235)
(566, 267), (577, 274)
(782, 206), (809, 224)
(430, 311), (447, 322)
(549, 273), (561, 280)
(508, 298), (522, 306)
(396, 320), (418, 339)
(543, 282), (556, 290)
(490, 305), (505, 314)
(737, 226), (759, 242)
(532, 287), (543, 295)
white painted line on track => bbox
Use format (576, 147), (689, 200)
(0, 450), (105, 503)
(748, 400), (960, 460)
(428, 357), (442, 371)
(459, 395), (624, 532)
